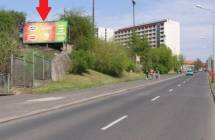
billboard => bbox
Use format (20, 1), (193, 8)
(23, 21), (68, 44)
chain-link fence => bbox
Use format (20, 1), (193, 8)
(34, 54), (51, 81)
(0, 73), (10, 93)
(11, 57), (33, 87)
(10, 52), (52, 88)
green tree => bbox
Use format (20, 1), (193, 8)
(150, 45), (174, 74)
(172, 55), (181, 72)
(0, 33), (17, 64)
(0, 10), (25, 37)
(60, 10), (95, 74)
(130, 32), (144, 55)
(70, 49), (94, 74)
(93, 40), (132, 77)
(174, 54), (185, 72)
(178, 55), (185, 66)
(60, 10), (94, 49)
(141, 37), (151, 72)
(130, 32), (151, 71)
(0, 10), (25, 64)
(194, 58), (203, 70)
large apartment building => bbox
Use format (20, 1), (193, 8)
(96, 27), (114, 42)
(114, 19), (180, 55)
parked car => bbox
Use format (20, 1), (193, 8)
(186, 70), (194, 76)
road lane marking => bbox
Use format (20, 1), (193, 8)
(151, 96), (160, 102)
(26, 97), (64, 103)
(132, 75), (184, 89)
(0, 75), (185, 124)
(177, 84), (181, 87)
(182, 81), (186, 84)
(169, 89), (173, 92)
(101, 115), (128, 131)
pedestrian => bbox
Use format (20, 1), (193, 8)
(155, 70), (160, 79)
(146, 70), (149, 80)
(149, 69), (154, 80)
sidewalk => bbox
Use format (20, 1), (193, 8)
(0, 74), (181, 123)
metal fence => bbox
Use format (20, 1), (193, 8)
(0, 73), (10, 93)
(34, 54), (52, 81)
(11, 56), (33, 87)
(10, 52), (52, 88)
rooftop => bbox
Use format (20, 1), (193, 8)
(115, 19), (176, 33)
(184, 60), (194, 65)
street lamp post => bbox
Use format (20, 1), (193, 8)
(196, 4), (215, 83)
(92, 0), (95, 28)
(200, 37), (213, 73)
(132, 0), (136, 27)
(132, 0), (138, 67)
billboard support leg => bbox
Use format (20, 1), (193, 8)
(43, 56), (45, 80)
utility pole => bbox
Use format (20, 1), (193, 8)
(132, 0), (136, 27)
(212, 23), (215, 82)
(196, 4), (215, 83)
(92, 0), (95, 28)
(132, 0), (138, 67)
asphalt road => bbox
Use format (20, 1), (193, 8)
(0, 72), (214, 140)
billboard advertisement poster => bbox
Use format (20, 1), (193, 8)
(23, 21), (68, 44)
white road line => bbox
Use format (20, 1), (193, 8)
(177, 84), (181, 87)
(132, 74), (184, 89)
(182, 81), (186, 84)
(169, 89), (173, 92)
(26, 97), (64, 103)
(101, 116), (128, 131)
(151, 96), (160, 102)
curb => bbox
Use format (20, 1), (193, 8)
(0, 74), (184, 124)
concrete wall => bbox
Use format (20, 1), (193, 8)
(51, 44), (72, 81)
(164, 20), (181, 55)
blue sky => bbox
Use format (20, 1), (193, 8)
(0, 0), (215, 61)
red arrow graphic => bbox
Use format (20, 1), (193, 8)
(36, 0), (52, 21)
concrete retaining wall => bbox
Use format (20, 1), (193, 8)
(51, 45), (73, 81)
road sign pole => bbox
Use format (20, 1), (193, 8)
(212, 23), (215, 83)
(32, 50), (35, 87)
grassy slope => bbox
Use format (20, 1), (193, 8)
(19, 47), (60, 61)
(211, 82), (215, 95)
(33, 70), (145, 94)
(209, 76), (215, 98)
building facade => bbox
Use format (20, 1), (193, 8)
(182, 60), (195, 72)
(96, 27), (114, 42)
(114, 19), (180, 55)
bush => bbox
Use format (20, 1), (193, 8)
(0, 10), (25, 36)
(70, 49), (94, 74)
(0, 32), (17, 64)
(126, 59), (136, 72)
(149, 45), (182, 74)
(60, 10), (95, 74)
(60, 10), (94, 48)
(0, 10), (25, 64)
(92, 40), (131, 77)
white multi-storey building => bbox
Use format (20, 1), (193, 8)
(96, 27), (114, 42)
(114, 19), (180, 55)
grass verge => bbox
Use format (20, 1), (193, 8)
(32, 70), (145, 94)
(208, 76), (215, 101)
(211, 83), (215, 95)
